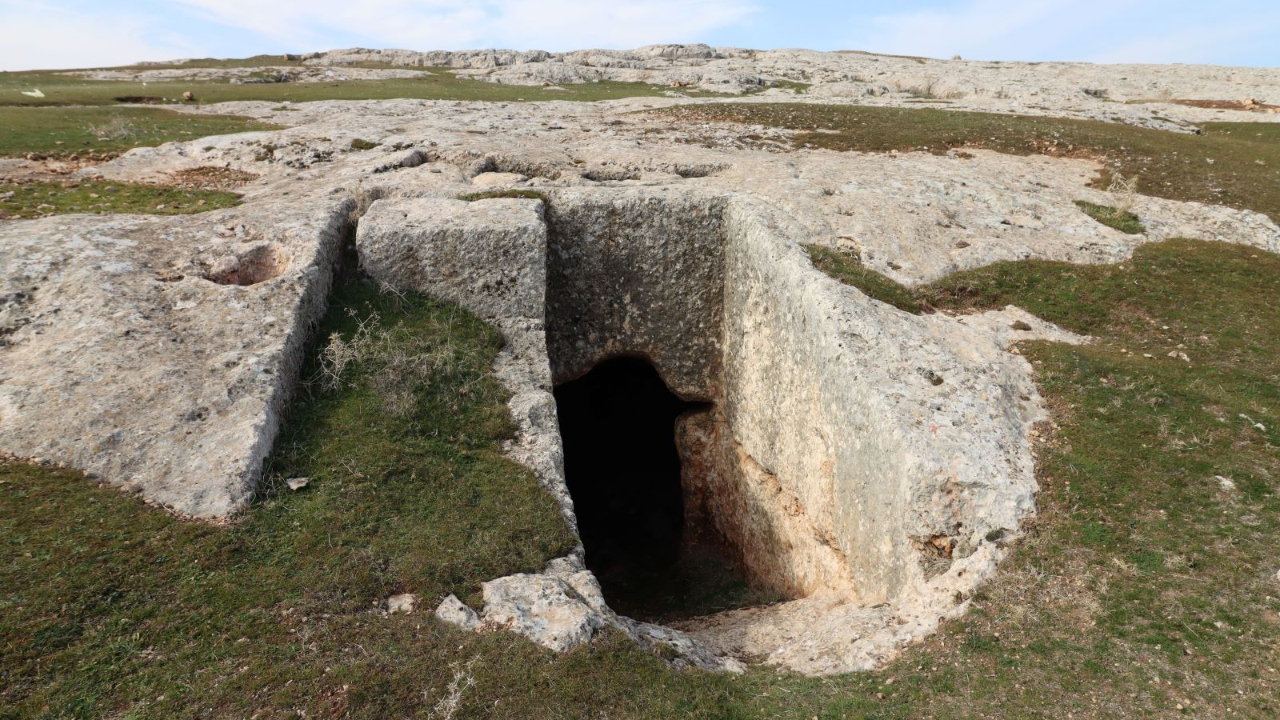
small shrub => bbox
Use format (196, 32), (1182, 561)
(1107, 173), (1140, 213)
(347, 181), (381, 223)
(87, 115), (136, 141)
(427, 657), (478, 720)
(317, 307), (450, 416)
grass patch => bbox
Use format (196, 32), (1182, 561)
(654, 103), (1280, 222)
(750, 79), (810, 94)
(805, 244), (925, 313)
(1, 179), (240, 218)
(457, 189), (549, 203)
(1075, 200), (1145, 234)
(0, 68), (673, 108)
(0, 106), (278, 158)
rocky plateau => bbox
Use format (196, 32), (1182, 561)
(3, 46), (1279, 676)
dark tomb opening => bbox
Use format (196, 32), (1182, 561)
(555, 357), (764, 621)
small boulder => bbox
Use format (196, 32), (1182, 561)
(435, 594), (479, 630)
(479, 572), (607, 652)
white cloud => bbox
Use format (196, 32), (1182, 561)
(170, 0), (759, 51)
(0, 0), (204, 70)
(0, 0), (758, 71)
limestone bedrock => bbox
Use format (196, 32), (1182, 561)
(3, 46), (1279, 672)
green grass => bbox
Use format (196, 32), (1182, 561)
(0, 68), (674, 108)
(654, 104), (1280, 222)
(457, 189), (550, 202)
(110, 55), (316, 71)
(805, 245), (926, 313)
(754, 80), (811, 94)
(1075, 200), (1146, 234)
(0, 106), (279, 158)
(1, 180), (240, 218)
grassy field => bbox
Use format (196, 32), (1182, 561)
(3, 94), (1280, 717)
(0, 106), (278, 158)
(1, 265), (583, 719)
(0, 179), (241, 218)
(654, 103), (1280, 222)
(0, 68), (677, 108)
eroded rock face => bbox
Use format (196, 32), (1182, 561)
(544, 188), (728, 399)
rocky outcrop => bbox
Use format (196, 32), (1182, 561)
(279, 46), (1280, 126)
(0, 200), (349, 518)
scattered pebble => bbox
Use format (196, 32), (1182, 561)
(387, 593), (418, 614)
(286, 477), (310, 491)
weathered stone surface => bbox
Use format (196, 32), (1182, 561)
(470, 171), (527, 187)
(357, 198), (547, 321)
(0, 200), (348, 518)
(67, 66), (432, 83)
(543, 188), (729, 399)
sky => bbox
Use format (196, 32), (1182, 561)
(1, 0), (1278, 72)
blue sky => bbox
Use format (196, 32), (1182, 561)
(2, 0), (1278, 71)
